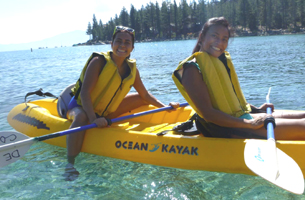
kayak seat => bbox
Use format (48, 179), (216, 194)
(57, 84), (75, 118)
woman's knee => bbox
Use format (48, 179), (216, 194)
(74, 112), (88, 124)
(68, 107), (88, 125)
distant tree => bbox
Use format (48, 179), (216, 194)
(168, 3), (172, 39)
(135, 11), (142, 40)
(107, 19), (115, 41)
(198, 0), (206, 27)
(98, 20), (104, 41)
(298, 0), (305, 27)
(86, 22), (92, 40)
(259, 0), (267, 31)
(147, 2), (156, 37)
(238, 0), (250, 30)
(291, 0), (297, 28)
(130, 5), (136, 29)
(142, 4), (151, 38)
(274, 12), (283, 29)
(120, 7), (129, 26)
(92, 14), (99, 40)
(181, 0), (189, 36)
(155, 2), (161, 37)
(190, 0), (198, 33)
(114, 14), (120, 25)
(173, 0), (179, 38)
(248, 9), (258, 31)
(161, 1), (170, 38)
(143, 4), (150, 38)
(230, 0), (238, 27)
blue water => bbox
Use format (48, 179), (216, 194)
(1, 34), (305, 199)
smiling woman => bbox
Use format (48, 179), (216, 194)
(173, 16), (305, 140)
(64, 25), (179, 180)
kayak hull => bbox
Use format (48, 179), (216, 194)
(7, 99), (305, 177)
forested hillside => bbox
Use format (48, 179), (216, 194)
(84, 0), (304, 43)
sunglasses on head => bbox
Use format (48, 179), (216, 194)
(113, 26), (135, 37)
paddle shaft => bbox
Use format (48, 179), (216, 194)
(265, 88), (280, 179)
(266, 100), (275, 140)
(35, 102), (189, 142)
(265, 88), (275, 140)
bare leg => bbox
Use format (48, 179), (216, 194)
(107, 93), (149, 119)
(241, 112), (305, 140)
(273, 110), (305, 119)
(66, 107), (89, 164)
(64, 107), (88, 181)
(265, 118), (305, 140)
(251, 111), (305, 120)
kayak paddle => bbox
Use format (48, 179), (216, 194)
(0, 102), (189, 168)
(244, 88), (304, 194)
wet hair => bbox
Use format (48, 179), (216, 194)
(192, 17), (233, 54)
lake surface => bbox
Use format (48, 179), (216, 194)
(0, 34), (305, 199)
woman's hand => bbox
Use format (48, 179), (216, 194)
(248, 114), (271, 129)
(91, 117), (109, 128)
(166, 102), (180, 112)
(258, 103), (274, 112)
(169, 102), (180, 109)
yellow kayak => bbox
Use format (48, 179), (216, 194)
(6, 98), (305, 177)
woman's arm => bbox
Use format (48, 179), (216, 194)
(80, 56), (108, 127)
(181, 64), (263, 129)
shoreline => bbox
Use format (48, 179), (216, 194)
(72, 30), (305, 47)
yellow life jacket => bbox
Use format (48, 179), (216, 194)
(72, 51), (137, 116)
(172, 51), (251, 118)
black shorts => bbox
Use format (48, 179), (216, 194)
(194, 114), (264, 139)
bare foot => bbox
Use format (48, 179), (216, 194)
(63, 163), (80, 181)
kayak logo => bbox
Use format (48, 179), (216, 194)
(149, 143), (161, 152)
(12, 113), (50, 130)
(255, 147), (264, 162)
(115, 140), (198, 156)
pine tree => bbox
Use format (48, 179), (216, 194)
(86, 22), (92, 40)
(156, 1), (161, 38)
(120, 7), (129, 26)
(92, 14), (98, 40)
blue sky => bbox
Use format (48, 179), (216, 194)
(0, 0), (166, 45)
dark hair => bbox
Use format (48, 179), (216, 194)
(192, 17), (233, 54)
(112, 28), (135, 47)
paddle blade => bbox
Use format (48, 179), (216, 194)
(245, 140), (304, 194)
(0, 131), (30, 146)
(0, 131), (35, 168)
